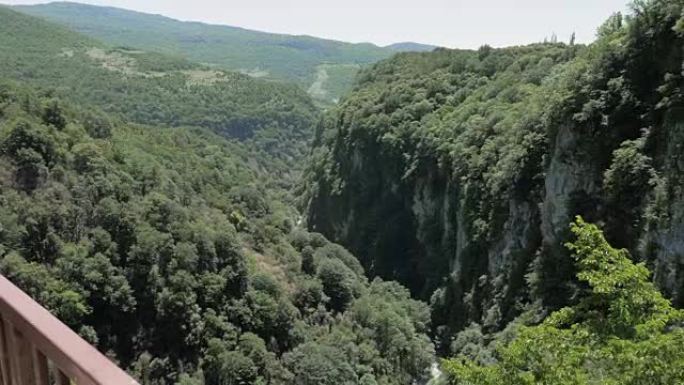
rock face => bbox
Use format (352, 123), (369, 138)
(642, 113), (684, 305)
(306, 0), (684, 350)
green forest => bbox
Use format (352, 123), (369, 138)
(13, 2), (435, 104)
(0, 0), (683, 384)
(306, 0), (684, 382)
(0, 4), (320, 164)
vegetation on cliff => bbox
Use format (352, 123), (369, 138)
(444, 217), (684, 384)
(305, 0), (684, 353)
(2, 0), (684, 383)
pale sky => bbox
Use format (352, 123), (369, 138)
(2, 0), (632, 48)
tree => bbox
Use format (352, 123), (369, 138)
(83, 110), (113, 138)
(72, 142), (106, 174)
(1, 119), (56, 166)
(283, 342), (357, 385)
(317, 258), (357, 312)
(444, 217), (684, 385)
(217, 351), (258, 385)
(597, 12), (623, 38)
(203, 339), (258, 385)
(300, 246), (316, 275)
(14, 148), (48, 190)
(293, 278), (326, 312)
(42, 98), (67, 130)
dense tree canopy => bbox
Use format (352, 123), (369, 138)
(0, 5), (319, 174)
(2, 0), (684, 384)
(13, 2), (435, 104)
(305, 0), (684, 351)
(444, 217), (684, 384)
(0, 76), (434, 384)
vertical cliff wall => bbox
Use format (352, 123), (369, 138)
(305, 0), (684, 351)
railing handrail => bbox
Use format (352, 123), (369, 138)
(0, 274), (139, 385)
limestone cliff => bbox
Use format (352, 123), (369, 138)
(305, 0), (684, 351)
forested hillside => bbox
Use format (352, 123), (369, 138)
(0, 79), (434, 385)
(305, 0), (684, 359)
(0, 5), (318, 172)
(4, 0), (684, 383)
(0, 6), (436, 385)
(14, 2), (436, 103)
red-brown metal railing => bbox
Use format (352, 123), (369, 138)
(0, 274), (139, 385)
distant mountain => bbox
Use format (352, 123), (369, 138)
(384, 42), (437, 52)
(0, 5), (319, 165)
(13, 2), (437, 103)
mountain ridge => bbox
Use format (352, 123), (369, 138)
(384, 42), (437, 52)
(13, 1), (438, 103)
(0, 3), (320, 173)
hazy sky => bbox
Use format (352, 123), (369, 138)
(2, 0), (631, 48)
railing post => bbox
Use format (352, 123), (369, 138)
(5, 321), (19, 385)
(0, 319), (50, 385)
(53, 368), (70, 385)
(31, 349), (48, 385)
(7, 322), (36, 385)
(0, 316), (10, 385)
